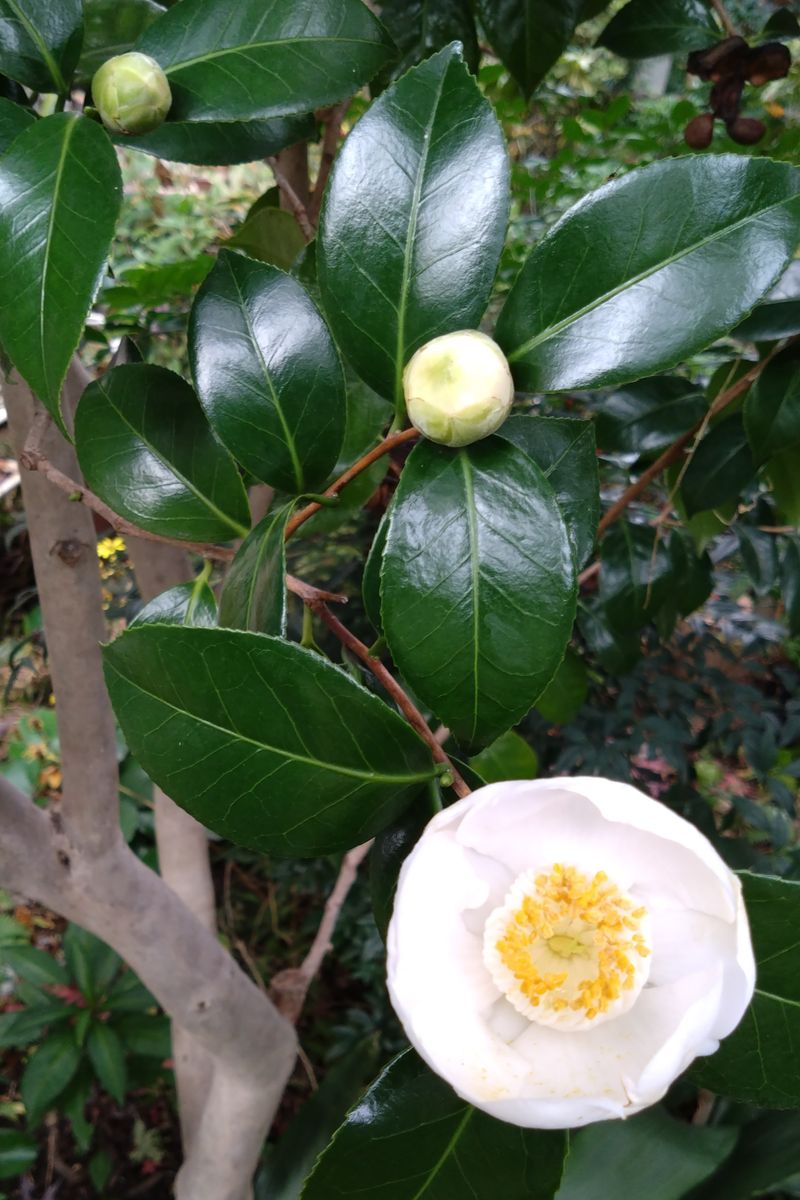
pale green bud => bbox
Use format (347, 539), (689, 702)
(403, 330), (515, 448)
(92, 52), (172, 136)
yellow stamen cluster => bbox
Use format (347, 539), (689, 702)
(483, 864), (651, 1031)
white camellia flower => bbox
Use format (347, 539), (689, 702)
(387, 777), (755, 1129)
(403, 330), (514, 447)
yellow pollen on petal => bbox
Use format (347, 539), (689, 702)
(483, 864), (652, 1032)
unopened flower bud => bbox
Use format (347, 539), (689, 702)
(403, 330), (514, 448)
(684, 113), (714, 149)
(726, 115), (766, 145)
(92, 52), (172, 136)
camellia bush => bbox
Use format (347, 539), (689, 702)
(1, 0), (800, 1197)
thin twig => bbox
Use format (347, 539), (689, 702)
(710, 0), (739, 37)
(285, 427), (418, 540)
(16, 442), (344, 605)
(309, 601), (471, 798)
(267, 155), (316, 241)
(309, 99), (350, 223)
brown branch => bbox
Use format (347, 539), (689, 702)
(710, 0), (739, 37)
(309, 99), (350, 224)
(267, 155), (315, 242)
(309, 601), (471, 798)
(16, 439), (343, 606)
(285, 426), (418, 540)
(270, 841), (371, 1023)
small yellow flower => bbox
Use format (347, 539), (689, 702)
(97, 536), (126, 560)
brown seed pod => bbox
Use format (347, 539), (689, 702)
(710, 76), (745, 123)
(687, 36), (749, 81)
(684, 113), (715, 149)
(746, 42), (791, 86)
(726, 116), (766, 144)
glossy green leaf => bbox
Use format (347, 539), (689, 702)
(0, 0), (82, 93)
(470, 729), (539, 783)
(0, 1129), (38, 1181)
(0, 114), (121, 429)
(79, 0), (164, 79)
(258, 1037), (379, 1200)
(112, 1013), (170, 1058)
(191, 251), (346, 494)
(303, 1050), (567, 1200)
(2, 944), (68, 987)
(115, 112), (315, 166)
(578, 602), (641, 674)
(692, 872), (800, 1106)
(377, 0), (479, 83)
(0, 95), (33, 153)
(497, 414), (600, 569)
(669, 533), (714, 617)
(227, 207), (306, 272)
(382, 439), (576, 749)
(21, 1029), (81, 1127)
(782, 537), (800, 636)
(370, 792), (431, 941)
(87, 1022), (127, 1104)
(318, 44), (509, 407)
(477, 1), (583, 97)
(734, 303), (800, 343)
(363, 514), (389, 634)
(600, 522), (674, 632)
(768, 449), (800, 525)
(736, 525), (778, 597)
(598, 0), (717, 59)
(104, 625), (436, 857)
(75, 363), (250, 542)
(63, 925), (121, 1002)
(596, 377), (707, 457)
(681, 414), (756, 517)
(137, 0), (394, 122)
(556, 1107), (735, 1200)
(535, 647), (588, 723)
(744, 344), (800, 463)
(132, 580), (217, 628)
(496, 156), (800, 395)
(218, 504), (292, 636)
(690, 1112), (800, 1200)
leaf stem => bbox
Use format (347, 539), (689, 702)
(267, 156), (315, 242)
(710, 0), (740, 37)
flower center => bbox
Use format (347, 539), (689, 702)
(482, 863), (652, 1031)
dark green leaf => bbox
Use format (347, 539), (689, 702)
(681, 414), (756, 517)
(598, 0), (717, 59)
(370, 792), (431, 941)
(303, 1050), (567, 1200)
(137, 0), (394, 121)
(0, 1001), (72, 1049)
(0, 0), (82, 93)
(768, 449), (800, 524)
(105, 970), (157, 1014)
(318, 44), (509, 407)
(744, 344), (800, 462)
(21, 1029), (81, 1127)
(762, 9), (800, 38)
(218, 504), (292, 636)
(496, 156), (800, 394)
(0, 114), (121, 429)
(2, 944), (68, 987)
(363, 513), (389, 634)
(669, 533), (714, 617)
(736, 525), (778, 597)
(535, 647), (588, 723)
(258, 1037), (379, 1200)
(556, 1107), (736, 1200)
(477, 1), (583, 97)
(600, 522), (674, 632)
(783, 537), (800, 636)
(63, 925), (121, 1002)
(104, 255), (213, 311)
(0, 1129), (38, 1182)
(0, 94), (33, 153)
(579, 0), (612, 18)
(79, 0), (164, 79)
(112, 1014), (170, 1058)
(88, 1149), (113, 1192)
(734, 302), (800, 343)
(689, 1111), (800, 1200)
(497, 414), (600, 568)
(60, 1065), (94, 1153)
(132, 579), (217, 628)
(596, 377), (706, 457)
(75, 363), (250, 542)
(227, 208), (306, 272)
(692, 872), (800, 1106)
(104, 625), (436, 857)
(578, 602), (641, 674)
(87, 1022), (127, 1104)
(115, 112), (315, 166)
(470, 729), (539, 782)
(382, 438), (576, 749)
(191, 250), (346, 495)
(377, 0), (479, 83)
